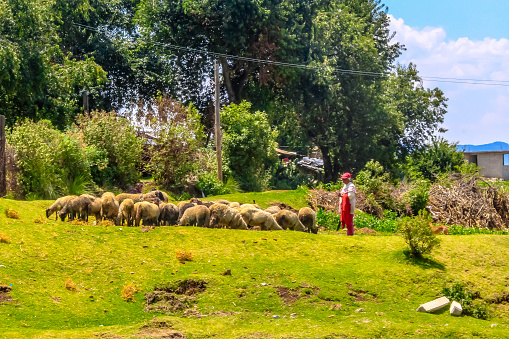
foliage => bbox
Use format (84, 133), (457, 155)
(316, 208), (342, 231)
(271, 159), (316, 190)
(442, 282), (490, 319)
(403, 179), (431, 215)
(221, 101), (279, 192)
(354, 210), (399, 234)
(121, 283), (137, 302)
(447, 225), (509, 235)
(397, 210), (441, 257)
(132, 96), (205, 190)
(405, 138), (465, 182)
(196, 172), (241, 197)
(7, 119), (94, 199)
(355, 160), (399, 214)
(74, 110), (143, 188)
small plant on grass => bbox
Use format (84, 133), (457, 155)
(397, 210), (441, 257)
(5, 209), (20, 219)
(65, 278), (77, 291)
(0, 234), (11, 243)
(443, 282), (490, 319)
(33, 218), (44, 224)
(121, 283), (137, 302)
(175, 249), (194, 261)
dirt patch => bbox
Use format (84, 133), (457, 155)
(0, 285), (13, 303)
(135, 329), (185, 338)
(270, 202), (299, 215)
(275, 285), (320, 305)
(144, 279), (207, 314)
(348, 286), (377, 302)
(354, 227), (377, 235)
(95, 333), (125, 338)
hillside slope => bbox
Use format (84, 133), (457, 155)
(0, 198), (508, 338)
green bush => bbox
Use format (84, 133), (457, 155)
(271, 159), (316, 190)
(404, 179), (431, 215)
(196, 172), (241, 197)
(316, 208), (341, 231)
(221, 101), (279, 192)
(74, 110), (143, 188)
(397, 210), (441, 257)
(354, 211), (399, 233)
(442, 282), (490, 319)
(7, 119), (94, 199)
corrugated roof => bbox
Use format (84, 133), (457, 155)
(457, 141), (509, 153)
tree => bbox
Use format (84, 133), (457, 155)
(221, 101), (278, 192)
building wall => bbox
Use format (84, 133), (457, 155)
(477, 153), (503, 178)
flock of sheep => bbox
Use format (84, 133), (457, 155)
(45, 190), (318, 233)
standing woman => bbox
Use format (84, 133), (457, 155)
(337, 172), (356, 235)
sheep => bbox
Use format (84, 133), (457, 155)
(230, 202), (241, 209)
(239, 207), (283, 231)
(46, 195), (77, 221)
(102, 192), (115, 199)
(209, 203), (248, 230)
(161, 191), (169, 203)
(179, 205), (210, 228)
(240, 203), (261, 210)
(265, 206), (281, 215)
(299, 207), (317, 234)
(190, 197), (214, 208)
(59, 196), (91, 222)
(159, 202), (179, 226)
(101, 194), (119, 222)
(178, 202), (196, 221)
(80, 194), (102, 221)
(274, 210), (307, 232)
(177, 201), (189, 211)
(115, 193), (144, 204)
(214, 199), (231, 205)
(134, 201), (160, 226)
(118, 199), (135, 226)
(145, 189), (165, 202)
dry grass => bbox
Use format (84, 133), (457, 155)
(97, 220), (115, 227)
(121, 283), (137, 302)
(5, 209), (20, 219)
(64, 278), (77, 291)
(70, 220), (89, 226)
(85, 267), (93, 274)
(175, 249), (194, 261)
(0, 234), (11, 244)
(33, 217), (44, 224)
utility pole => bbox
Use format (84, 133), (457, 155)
(82, 90), (89, 114)
(214, 60), (223, 182)
(0, 115), (5, 197)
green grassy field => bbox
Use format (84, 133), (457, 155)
(0, 192), (508, 338)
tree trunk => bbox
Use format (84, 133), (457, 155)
(321, 146), (334, 183)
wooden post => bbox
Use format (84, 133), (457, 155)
(0, 115), (6, 197)
(82, 90), (89, 114)
(215, 60), (223, 182)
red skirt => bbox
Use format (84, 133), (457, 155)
(340, 194), (354, 236)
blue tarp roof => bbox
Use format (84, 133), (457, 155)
(457, 141), (509, 152)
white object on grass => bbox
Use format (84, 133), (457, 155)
(416, 296), (450, 313)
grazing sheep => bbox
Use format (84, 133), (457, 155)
(159, 202), (179, 226)
(239, 207), (283, 231)
(299, 207), (317, 234)
(81, 194), (102, 221)
(177, 201), (189, 211)
(274, 210), (307, 232)
(230, 202), (240, 209)
(214, 199), (231, 205)
(115, 193), (144, 204)
(179, 205), (210, 228)
(46, 195), (77, 221)
(118, 199), (135, 226)
(59, 196), (91, 221)
(102, 195), (119, 222)
(240, 203), (261, 210)
(145, 189), (165, 202)
(102, 192), (115, 199)
(265, 206), (281, 215)
(134, 201), (160, 226)
(209, 203), (248, 230)
(161, 191), (169, 203)
(190, 198), (214, 208)
(178, 202), (196, 221)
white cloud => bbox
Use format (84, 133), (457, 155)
(388, 15), (509, 145)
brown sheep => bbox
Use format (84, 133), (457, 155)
(46, 195), (77, 221)
(159, 202), (179, 226)
(214, 199), (231, 205)
(299, 207), (317, 234)
(190, 198), (214, 208)
(239, 207), (283, 231)
(274, 210), (307, 232)
(145, 189), (165, 202)
(115, 193), (144, 204)
(81, 194), (102, 221)
(179, 205), (210, 228)
(134, 201), (160, 226)
(265, 206), (281, 215)
(177, 201), (189, 211)
(209, 203), (248, 230)
(101, 195), (119, 222)
(178, 202), (196, 221)
(118, 199), (135, 226)
(229, 202), (241, 209)
(161, 191), (169, 203)
(59, 196), (91, 221)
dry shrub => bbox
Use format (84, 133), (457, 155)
(121, 283), (137, 302)
(97, 220), (115, 227)
(33, 218), (44, 224)
(5, 209), (20, 219)
(65, 278), (77, 291)
(71, 220), (89, 226)
(175, 250), (194, 261)
(0, 234), (11, 244)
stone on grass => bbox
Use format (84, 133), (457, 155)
(449, 301), (462, 316)
(355, 308), (365, 313)
(416, 296), (450, 313)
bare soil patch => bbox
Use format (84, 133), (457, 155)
(144, 279), (207, 314)
(275, 285), (320, 305)
(347, 284), (377, 302)
(354, 227), (377, 235)
(0, 285), (13, 303)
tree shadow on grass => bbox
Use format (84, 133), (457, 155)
(402, 250), (446, 271)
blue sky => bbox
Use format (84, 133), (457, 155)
(384, 0), (509, 145)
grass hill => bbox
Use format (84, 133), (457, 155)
(0, 191), (508, 338)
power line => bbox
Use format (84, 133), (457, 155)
(72, 23), (509, 87)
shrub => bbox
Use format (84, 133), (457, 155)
(397, 210), (441, 256)
(221, 101), (279, 192)
(271, 159), (316, 190)
(197, 172), (236, 196)
(5, 209), (20, 219)
(404, 179), (431, 215)
(65, 278), (77, 291)
(121, 283), (137, 302)
(74, 110), (143, 188)
(316, 208), (341, 231)
(442, 282), (489, 319)
(355, 160), (398, 215)
(354, 211), (399, 233)
(0, 234), (11, 243)
(175, 250), (194, 261)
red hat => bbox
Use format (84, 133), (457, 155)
(341, 172), (351, 179)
